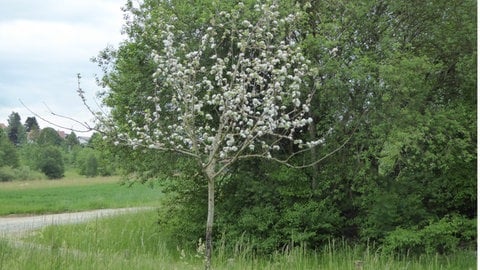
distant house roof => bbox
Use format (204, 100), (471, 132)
(57, 130), (67, 139)
(0, 123), (6, 129)
(78, 136), (90, 145)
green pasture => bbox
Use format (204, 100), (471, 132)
(0, 174), (162, 216)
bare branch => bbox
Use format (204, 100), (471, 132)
(19, 99), (93, 133)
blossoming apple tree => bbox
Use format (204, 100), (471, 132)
(97, 2), (322, 268)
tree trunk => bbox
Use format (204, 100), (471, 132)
(204, 168), (215, 270)
(309, 122), (320, 190)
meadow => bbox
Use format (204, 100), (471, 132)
(0, 175), (476, 269)
(0, 173), (162, 216)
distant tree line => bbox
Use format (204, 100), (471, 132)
(0, 112), (116, 181)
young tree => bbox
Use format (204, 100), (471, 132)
(76, 147), (101, 177)
(0, 129), (19, 168)
(95, 2), (325, 268)
(37, 145), (64, 179)
(6, 112), (26, 146)
(24, 116), (40, 132)
(24, 116), (41, 142)
(37, 127), (63, 146)
(65, 131), (80, 150)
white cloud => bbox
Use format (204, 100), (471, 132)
(0, 0), (125, 134)
(0, 0), (124, 25)
(0, 1), (124, 62)
(0, 20), (103, 61)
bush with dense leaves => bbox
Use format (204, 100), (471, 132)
(14, 166), (45, 181)
(383, 215), (476, 254)
(75, 146), (116, 177)
(0, 129), (19, 168)
(155, 159), (344, 254)
(0, 166), (45, 182)
(76, 148), (99, 177)
(0, 166), (16, 182)
(214, 161), (343, 253)
(37, 146), (64, 179)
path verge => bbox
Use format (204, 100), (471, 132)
(0, 207), (153, 236)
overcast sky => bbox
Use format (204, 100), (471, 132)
(0, 0), (125, 134)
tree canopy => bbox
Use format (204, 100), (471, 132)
(24, 116), (40, 133)
(37, 127), (63, 146)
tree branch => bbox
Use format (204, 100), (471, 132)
(19, 99), (93, 133)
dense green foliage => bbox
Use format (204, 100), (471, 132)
(0, 129), (19, 169)
(94, 0), (475, 257)
(36, 127), (63, 146)
(77, 148), (99, 177)
(294, 0), (477, 250)
(0, 128), (20, 182)
(37, 145), (64, 179)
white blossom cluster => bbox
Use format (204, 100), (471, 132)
(118, 1), (320, 165)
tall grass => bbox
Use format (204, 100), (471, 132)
(0, 210), (474, 270)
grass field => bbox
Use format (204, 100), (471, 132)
(0, 174), (162, 216)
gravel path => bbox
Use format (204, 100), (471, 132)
(0, 208), (149, 236)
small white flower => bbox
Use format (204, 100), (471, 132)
(329, 47), (339, 56)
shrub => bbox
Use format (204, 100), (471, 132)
(214, 161), (344, 254)
(37, 146), (64, 179)
(15, 166), (45, 181)
(0, 129), (19, 168)
(75, 147), (115, 177)
(0, 166), (16, 182)
(155, 172), (207, 250)
(84, 153), (98, 177)
(0, 166), (46, 182)
(383, 227), (423, 254)
(421, 215), (476, 253)
(383, 215), (476, 254)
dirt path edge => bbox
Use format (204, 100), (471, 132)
(0, 207), (154, 236)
